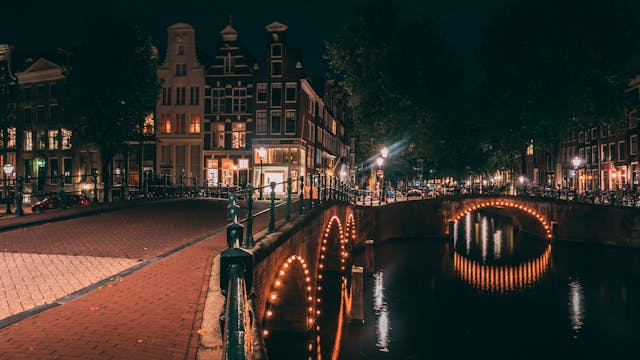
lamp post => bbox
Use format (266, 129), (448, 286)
(376, 156), (384, 204)
(15, 176), (23, 216)
(258, 146), (266, 200)
(572, 156), (581, 193)
(232, 165), (238, 188)
(381, 147), (389, 203)
(3, 163), (14, 214)
(92, 169), (98, 203)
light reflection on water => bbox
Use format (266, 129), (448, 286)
(568, 278), (585, 336)
(373, 270), (390, 352)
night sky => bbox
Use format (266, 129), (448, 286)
(1, 0), (507, 77)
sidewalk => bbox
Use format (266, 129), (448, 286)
(0, 198), (279, 359)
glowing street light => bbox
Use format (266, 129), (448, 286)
(258, 146), (267, 200)
(381, 147), (389, 159)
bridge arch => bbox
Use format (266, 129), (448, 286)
(453, 245), (552, 293)
(344, 212), (356, 251)
(261, 254), (315, 358)
(450, 200), (553, 239)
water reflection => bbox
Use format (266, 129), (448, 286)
(452, 209), (551, 293)
(373, 271), (390, 352)
(453, 246), (551, 293)
(568, 278), (585, 337)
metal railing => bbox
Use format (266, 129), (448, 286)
(218, 175), (353, 359)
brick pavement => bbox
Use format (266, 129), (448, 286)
(0, 198), (290, 359)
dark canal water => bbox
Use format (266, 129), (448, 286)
(266, 209), (640, 359)
(338, 210), (640, 359)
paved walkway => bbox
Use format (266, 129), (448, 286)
(0, 198), (278, 359)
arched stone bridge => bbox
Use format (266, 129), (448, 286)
(224, 195), (640, 358)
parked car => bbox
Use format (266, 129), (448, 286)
(405, 189), (424, 199)
(31, 193), (90, 213)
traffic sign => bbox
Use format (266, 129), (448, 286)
(377, 169), (384, 177)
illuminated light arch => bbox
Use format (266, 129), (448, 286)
(453, 245), (552, 293)
(344, 212), (356, 249)
(261, 255), (314, 344)
(313, 215), (348, 359)
(450, 200), (553, 240)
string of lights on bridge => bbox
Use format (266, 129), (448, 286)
(261, 213), (356, 360)
(450, 200), (553, 239)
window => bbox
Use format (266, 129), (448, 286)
(619, 141), (626, 161)
(189, 115), (200, 133)
(176, 87), (186, 105)
(162, 87), (172, 105)
(49, 129), (59, 150)
(602, 144), (608, 162)
(213, 89), (225, 113)
(331, 120), (337, 135)
(232, 88), (247, 113)
(63, 158), (72, 183)
(24, 108), (33, 126)
(214, 124), (225, 148)
(271, 61), (282, 77)
(50, 158), (59, 180)
(143, 114), (154, 135)
(271, 84), (282, 107)
(257, 83), (267, 103)
(631, 135), (638, 155)
(163, 116), (171, 134)
(285, 83), (296, 102)
(36, 106), (45, 123)
(578, 131), (584, 143)
(190, 87), (200, 105)
(224, 53), (233, 74)
(175, 64), (187, 76)
(592, 145), (598, 164)
(24, 131), (32, 151)
(271, 111), (282, 134)
(161, 145), (171, 166)
(609, 143), (616, 162)
(36, 85), (46, 100)
(50, 105), (59, 122)
(61, 129), (72, 150)
(38, 130), (45, 150)
(7, 127), (16, 148)
(271, 44), (282, 57)
(176, 114), (186, 134)
(285, 111), (296, 134)
(232, 123), (246, 148)
(178, 45), (184, 55)
(256, 111), (267, 134)
(239, 158), (249, 169)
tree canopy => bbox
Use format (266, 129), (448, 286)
(62, 14), (160, 201)
(325, 0), (479, 178)
(477, 0), (640, 159)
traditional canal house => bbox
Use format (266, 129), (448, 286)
(14, 50), (79, 197)
(203, 21), (255, 188)
(156, 23), (205, 187)
(0, 44), (19, 202)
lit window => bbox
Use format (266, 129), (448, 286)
(48, 130), (59, 150)
(238, 158), (249, 169)
(214, 124), (225, 148)
(143, 114), (155, 135)
(7, 127), (16, 148)
(164, 117), (171, 134)
(189, 115), (200, 134)
(61, 129), (72, 150)
(24, 131), (33, 151)
(232, 123), (246, 148)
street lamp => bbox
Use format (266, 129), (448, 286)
(3, 163), (14, 214)
(572, 156), (581, 193)
(258, 146), (266, 200)
(381, 146), (389, 159)
(376, 157), (384, 203)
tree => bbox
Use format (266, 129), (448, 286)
(326, 0), (477, 179)
(62, 15), (160, 202)
(477, 0), (640, 161)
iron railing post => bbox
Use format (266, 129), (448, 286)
(244, 185), (254, 248)
(15, 176), (23, 216)
(299, 176), (305, 214)
(286, 177), (292, 223)
(92, 171), (98, 203)
(269, 182), (276, 232)
(58, 175), (65, 209)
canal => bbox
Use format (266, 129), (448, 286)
(338, 209), (640, 359)
(265, 209), (640, 359)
